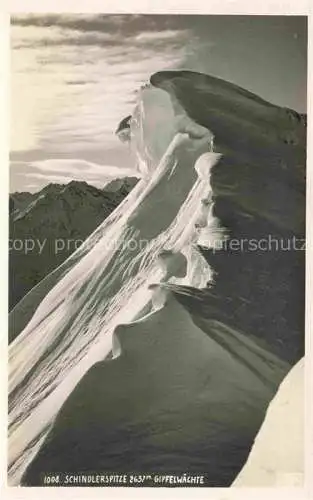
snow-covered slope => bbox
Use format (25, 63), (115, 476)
(233, 358), (304, 486)
(21, 285), (288, 486)
(9, 86), (218, 485)
(8, 71), (305, 486)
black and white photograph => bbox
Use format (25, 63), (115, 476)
(6, 10), (308, 491)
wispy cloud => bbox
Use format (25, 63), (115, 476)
(11, 19), (188, 154)
(31, 158), (138, 177)
(10, 14), (194, 191)
(134, 30), (185, 42)
(11, 14), (189, 36)
(10, 159), (140, 192)
(11, 25), (123, 49)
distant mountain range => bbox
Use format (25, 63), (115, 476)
(9, 177), (138, 310)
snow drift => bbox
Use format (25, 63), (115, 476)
(9, 83), (217, 485)
(22, 284), (288, 486)
(8, 70), (305, 486)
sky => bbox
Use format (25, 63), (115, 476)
(10, 14), (307, 193)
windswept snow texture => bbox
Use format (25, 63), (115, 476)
(9, 71), (305, 486)
(233, 358), (304, 486)
(22, 286), (288, 486)
(9, 86), (217, 485)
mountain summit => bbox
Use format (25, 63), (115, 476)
(9, 178), (138, 311)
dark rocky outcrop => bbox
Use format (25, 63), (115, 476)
(104, 176), (138, 196)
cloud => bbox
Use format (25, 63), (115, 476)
(10, 159), (140, 192)
(11, 14), (188, 37)
(134, 30), (185, 42)
(11, 19), (187, 67)
(23, 173), (107, 189)
(10, 13), (194, 192)
(11, 25), (123, 50)
(11, 19), (187, 155)
(31, 158), (137, 177)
